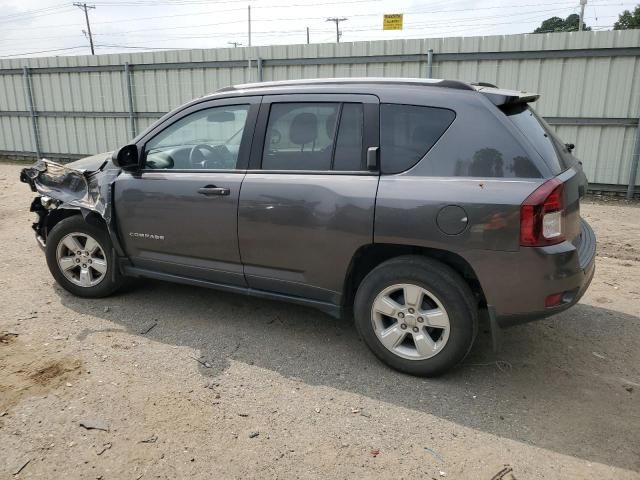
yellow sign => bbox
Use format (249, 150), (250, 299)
(383, 14), (403, 30)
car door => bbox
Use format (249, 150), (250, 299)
(115, 96), (260, 286)
(238, 94), (380, 305)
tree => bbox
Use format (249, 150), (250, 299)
(533, 13), (590, 33)
(614, 5), (640, 29)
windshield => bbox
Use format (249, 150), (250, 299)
(505, 104), (577, 175)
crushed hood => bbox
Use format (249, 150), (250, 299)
(66, 151), (115, 171)
(20, 154), (121, 224)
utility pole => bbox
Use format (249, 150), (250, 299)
(247, 5), (252, 47)
(306, 27), (310, 44)
(326, 17), (347, 43)
(579, 0), (587, 31)
(74, 3), (96, 55)
(228, 41), (243, 48)
(247, 5), (252, 71)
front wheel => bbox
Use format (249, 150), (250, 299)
(45, 215), (123, 298)
(353, 256), (478, 377)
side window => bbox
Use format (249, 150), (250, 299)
(144, 104), (250, 170)
(333, 103), (364, 171)
(262, 103), (339, 171)
(380, 104), (455, 174)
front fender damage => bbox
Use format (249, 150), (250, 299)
(20, 159), (124, 256)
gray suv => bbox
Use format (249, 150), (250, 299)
(21, 78), (596, 376)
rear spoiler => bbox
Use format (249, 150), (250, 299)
(471, 85), (540, 107)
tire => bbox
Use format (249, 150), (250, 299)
(353, 255), (478, 377)
(45, 215), (123, 298)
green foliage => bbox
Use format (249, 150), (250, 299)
(533, 13), (591, 33)
(614, 5), (640, 29)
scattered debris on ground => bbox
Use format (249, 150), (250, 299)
(79, 419), (110, 432)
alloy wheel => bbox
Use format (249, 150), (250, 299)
(371, 283), (451, 360)
(55, 232), (108, 287)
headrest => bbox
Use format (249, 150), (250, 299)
(289, 112), (318, 145)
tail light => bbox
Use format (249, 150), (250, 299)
(520, 177), (565, 246)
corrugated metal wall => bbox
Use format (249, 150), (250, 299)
(1, 29), (639, 190)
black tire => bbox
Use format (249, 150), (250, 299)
(45, 215), (123, 298)
(353, 255), (478, 377)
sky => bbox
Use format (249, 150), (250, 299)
(0, 0), (636, 58)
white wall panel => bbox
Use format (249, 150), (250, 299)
(0, 30), (638, 187)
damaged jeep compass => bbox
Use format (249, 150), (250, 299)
(21, 78), (596, 376)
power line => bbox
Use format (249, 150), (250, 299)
(94, 43), (190, 50)
(0, 3), (69, 21)
(0, 6), (620, 50)
(84, 2), (634, 34)
(74, 3), (97, 55)
(0, 0), (629, 32)
(0, 10), (619, 49)
(0, 46), (89, 59)
(0, 0), (631, 55)
(93, 0), (261, 4)
(0, 4), (75, 25)
(75, 5), (600, 39)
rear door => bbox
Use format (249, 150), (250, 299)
(115, 96), (260, 286)
(238, 94), (379, 304)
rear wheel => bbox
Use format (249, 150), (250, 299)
(354, 255), (477, 377)
(45, 215), (123, 298)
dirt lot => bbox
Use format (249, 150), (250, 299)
(1, 162), (638, 479)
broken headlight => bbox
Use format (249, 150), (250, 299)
(40, 196), (59, 210)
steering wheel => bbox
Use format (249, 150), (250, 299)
(188, 144), (233, 169)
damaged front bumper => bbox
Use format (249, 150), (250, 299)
(20, 157), (121, 250)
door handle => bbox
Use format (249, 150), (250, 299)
(198, 185), (230, 196)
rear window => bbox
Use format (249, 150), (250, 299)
(505, 104), (576, 174)
(263, 103), (338, 171)
(380, 104), (455, 174)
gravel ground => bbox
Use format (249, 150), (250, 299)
(1, 163), (639, 480)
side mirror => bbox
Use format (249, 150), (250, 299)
(112, 144), (139, 170)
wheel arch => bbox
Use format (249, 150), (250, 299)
(342, 243), (486, 315)
(45, 208), (106, 238)
(43, 208), (126, 258)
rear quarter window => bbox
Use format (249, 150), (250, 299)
(380, 104), (455, 174)
(411, 101), (544, 179)
(505, 105), (577, 174)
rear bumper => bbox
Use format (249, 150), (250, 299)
(470, 219), (596, 328)
(494, 254), (595, 327)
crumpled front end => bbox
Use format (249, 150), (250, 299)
(20, 157), (120, 248)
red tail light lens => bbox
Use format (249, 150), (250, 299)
(545, 292), (564, 308)
(520, 178), (565, 246)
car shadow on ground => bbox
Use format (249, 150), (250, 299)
(58, 279), (640, 472)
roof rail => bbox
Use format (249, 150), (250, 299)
(217, 77), (475, 92)
(214, 77), (539, 106)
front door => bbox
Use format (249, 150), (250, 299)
(238, 94), (380, 304)
(115, 97), (260, 286)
